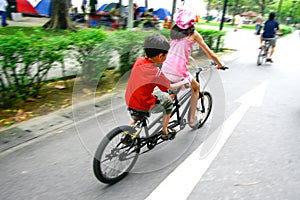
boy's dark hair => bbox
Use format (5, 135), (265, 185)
(144, 34), (170, 58)
(269, 12), (276, 20)
(170, 24), (195, 40)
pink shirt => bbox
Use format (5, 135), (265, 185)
(162, 37), (195, 82)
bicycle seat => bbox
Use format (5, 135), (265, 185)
(128, 108), (150, 120)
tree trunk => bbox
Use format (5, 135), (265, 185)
(206, 0), (211, 22)
(43, 0), (76, 30)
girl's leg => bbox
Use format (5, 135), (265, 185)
(189, 78), (199, 125)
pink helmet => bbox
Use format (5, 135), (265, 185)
(174, 8), (196, 29)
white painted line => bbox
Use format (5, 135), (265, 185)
(146, 81), (269, 200)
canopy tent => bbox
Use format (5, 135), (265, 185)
(35, 0), (51, 17)
(16, 0), (39, 15)
(136, 6), (147, 16)
(153, 8), (171, 20)
(126, 0), (177, 28)
(101, 2), (126, 13)
(96, 3), (126, 15)
(97, 4), (108, 12)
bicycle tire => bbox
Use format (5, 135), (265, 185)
(257, 48), (265, 66)
(93, 125), (140, 184)
(188, 91), (213, 129)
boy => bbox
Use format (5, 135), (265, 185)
(125, 34), (188, 140)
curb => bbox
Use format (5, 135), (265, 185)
(0, 92), (125, 153)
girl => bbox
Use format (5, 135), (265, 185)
(162, 8), (225, 128)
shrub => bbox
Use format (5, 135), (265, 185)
(280, 26), (293, 36)
(98, 30), (155, 75)
(69, 28), (107, 85)
(0, 29), (71, 108)
(196, 28), (227, 52)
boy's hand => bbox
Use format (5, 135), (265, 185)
(181, 78), (189, 84)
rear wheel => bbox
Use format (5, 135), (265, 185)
(188, 91), (213, 129)
(93, 126), (140, 184)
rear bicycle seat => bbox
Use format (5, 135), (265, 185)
(128, 108), (150, 122)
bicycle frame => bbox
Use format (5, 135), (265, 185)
(257, 38), (274, 65)
(128, 88), (193, 152)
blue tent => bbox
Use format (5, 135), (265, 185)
(136, 6), (147, 15)
(97, 4), (107, 12)
(96, 3), (126, 14)
(35, 0), (51, 17)
(153, 8), (171, 20)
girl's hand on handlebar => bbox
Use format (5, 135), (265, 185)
(217, 65), (229, 70)
(210, 61), (228, 70)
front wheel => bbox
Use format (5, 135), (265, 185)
(93, 126), (140, 184)
(188, 91), (213, 129)
(257, 48), (265, 66)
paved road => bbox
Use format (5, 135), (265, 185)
(1, 29), (300, 200)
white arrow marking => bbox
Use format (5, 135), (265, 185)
(145, 80), (270, 200)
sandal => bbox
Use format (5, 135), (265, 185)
(160, 128), (176, 140)
(189, 116), (199, 129)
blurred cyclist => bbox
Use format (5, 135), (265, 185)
(259, 12), (281, 63)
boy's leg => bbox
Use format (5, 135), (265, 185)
(151, 89), (173, 133)
(189, 78), (199, 126)
(129, 118), (136, 126)
(267, 40), (276, 61)
(161, 114), (171, 133)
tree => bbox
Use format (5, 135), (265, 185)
(43, 0), (76, 30)
(254, 0), (276, 14)
(275, 0), (300, 24)
(206, 0), (212, 22)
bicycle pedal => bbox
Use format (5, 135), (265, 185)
(121, 134), (134, 145)
(179, 119), (186, 130)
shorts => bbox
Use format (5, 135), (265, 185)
(128, 88), (173, 121)
(150, 88), (173, 115)
(262, 37), (276, 47)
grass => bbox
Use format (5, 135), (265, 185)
(0, 26), (72, 36)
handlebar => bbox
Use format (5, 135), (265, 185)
(210, 61), (229, 70)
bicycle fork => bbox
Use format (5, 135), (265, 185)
(200, 92), (206, 113)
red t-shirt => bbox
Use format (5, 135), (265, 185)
(125, 57), (171, 111)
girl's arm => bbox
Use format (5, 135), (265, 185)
(191, 31), (224, 69)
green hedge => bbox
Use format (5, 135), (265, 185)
(280, 26), (293, 36)
(0, 28), (107, 108)
(196, 28), (227, 52)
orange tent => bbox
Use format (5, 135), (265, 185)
(241, 11), (258, 17)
